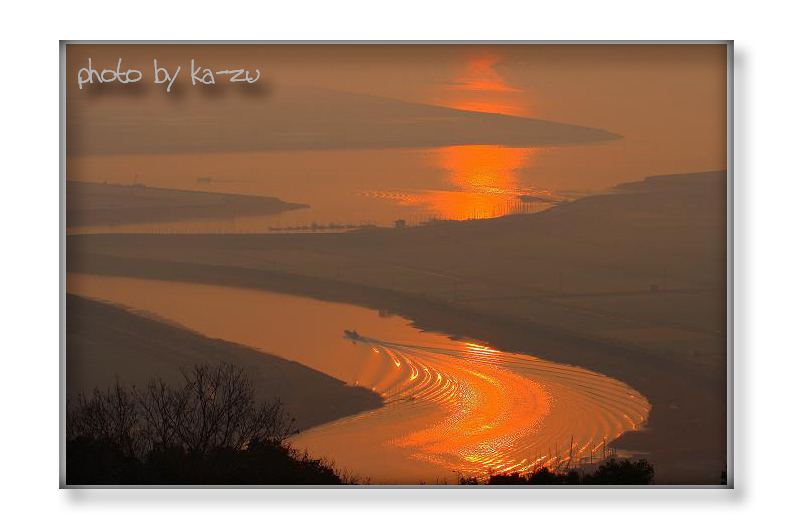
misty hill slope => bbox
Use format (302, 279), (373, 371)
(67, 85), (620, 155)
(66, 294), (382, 431)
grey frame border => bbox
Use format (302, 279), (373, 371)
(59, 39), (734, 490)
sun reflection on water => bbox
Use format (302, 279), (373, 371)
(404, 144), (549, 220)
(296, 335), (651, 482)
(371, 51), (557, 223)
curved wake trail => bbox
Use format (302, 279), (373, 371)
(293, 335), (650, 483)
(66, 274), (651, 484)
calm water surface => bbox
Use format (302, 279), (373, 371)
(66, 136), (689, 234)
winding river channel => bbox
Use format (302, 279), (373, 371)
(67, 273), (650, 484)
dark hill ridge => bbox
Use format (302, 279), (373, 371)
(67, 85), (621, 155)
(613, 170), (726, 193)
(66, 294), (383, 431)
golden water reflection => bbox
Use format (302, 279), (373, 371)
(298, 337), (650, 481)
(399, 52), (553, 221)
(405, 145), (553, 220)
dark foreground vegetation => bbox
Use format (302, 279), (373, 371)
(67, 361), (655, 486)
(66, 363), (351, 485)
(459, 459), (655, 486)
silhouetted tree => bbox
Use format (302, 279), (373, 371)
(66, 377), (145, 459)
(68, 364), (296, 458)
(66, 363), (346, 485)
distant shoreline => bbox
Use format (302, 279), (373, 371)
(65, 181), (308, 228)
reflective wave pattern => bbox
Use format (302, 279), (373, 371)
(293, 335), (650, 483)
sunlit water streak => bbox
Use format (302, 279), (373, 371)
(293, 335), (650, 482)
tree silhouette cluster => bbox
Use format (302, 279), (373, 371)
(460, 459), (655, 485)
(66, 363), (345, 485)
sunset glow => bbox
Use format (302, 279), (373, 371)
(408, 145), (548, 220)
(439, 53), (530, 116)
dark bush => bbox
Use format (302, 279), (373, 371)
(475, 458), (654, 486)
(489, 472), (529, 485)
(582, 458), (654, 485)
(66, 435), (142, 485)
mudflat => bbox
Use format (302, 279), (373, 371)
(66, 294), (382, 431)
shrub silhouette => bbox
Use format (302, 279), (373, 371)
(582, 458), (654, 485)
(66, 363), (345, 485)
(527, 467), (562, 485)
(488, 472), (529, 485)
(461, 458), (654, 486)
(486, 468), (582, 485)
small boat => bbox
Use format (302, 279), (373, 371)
(343, 329), (360, 341)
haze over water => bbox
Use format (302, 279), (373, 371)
(66, 45), (726, 233)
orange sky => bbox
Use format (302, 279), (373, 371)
(67, 44), (726, 121)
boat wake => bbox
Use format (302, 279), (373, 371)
(294, 334), (651, 482)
